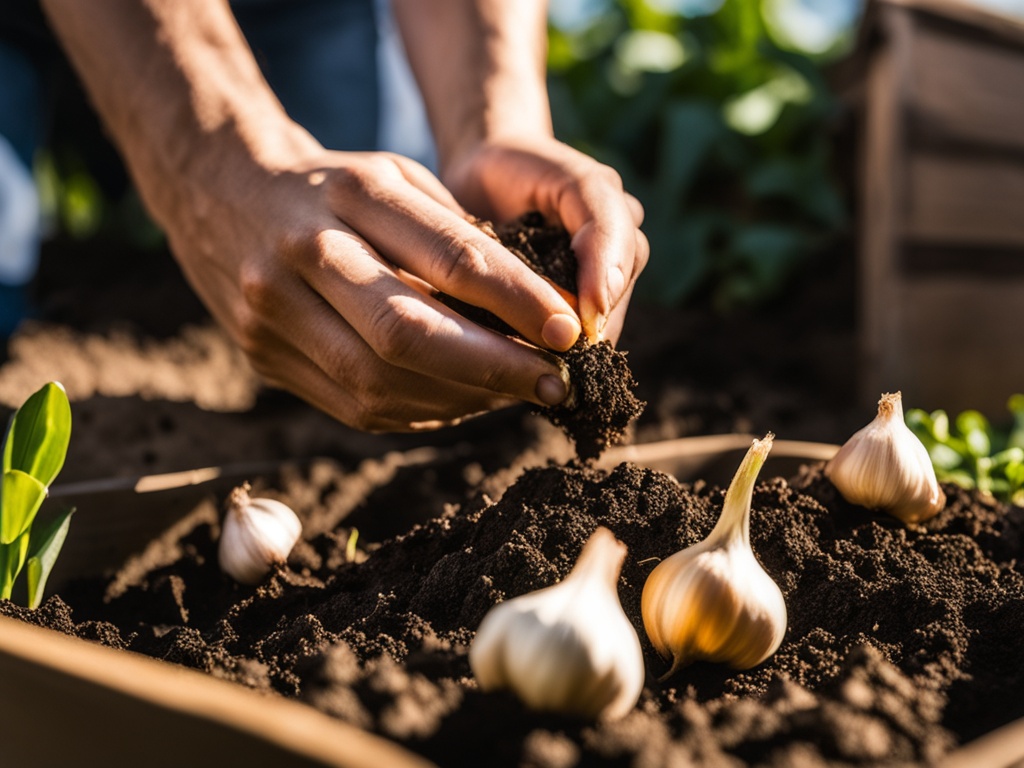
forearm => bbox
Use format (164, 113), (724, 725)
(391, 0), (552, 175)
(39, 0), (313, 227)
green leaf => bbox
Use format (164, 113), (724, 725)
(991, 447), (1024, 468)
(905, 409), (937, 447)
(0, 531), (31, 600)
(956, 410), (991, 458)
(929, 444), (964, 472)
(1007, 462), (1024, 494)
(26, 507), (74, 609)
(1008, 394), (1024, 450)
(3, 382), (72, 488)
(0, 469), (47, 545)
(942, 469), (976, 489)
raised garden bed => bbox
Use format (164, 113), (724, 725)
(2, 218), (1022, 766)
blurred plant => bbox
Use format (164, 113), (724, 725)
(547, 0), (856, 310)
(906, 395), (1024, 506)
(35, 149), (165, 249)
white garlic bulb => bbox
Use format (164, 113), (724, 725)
(826, 392), (945, 524)
(218, 484), (302, 585)
(642, 434), (786, 678)
(469, 526), (645, 720)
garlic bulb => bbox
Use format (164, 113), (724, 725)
(469, 527), (644, 720)
(826, 392), (945, 524)
(642, 434), (786, 678)
(218, 484), (302, 585)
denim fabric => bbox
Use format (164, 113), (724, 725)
(232, 0), (380, 151)
(0, 43), (43, 168)
(0, 0), (382, 305)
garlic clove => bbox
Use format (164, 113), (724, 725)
(642, 434), (787, 678)
(826, 392), (946, 524)
(470, 526), (645, 721)
(218, 484), (302, 585)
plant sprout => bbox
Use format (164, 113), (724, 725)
(1, 382), (74, 607)
(906, 395), (1024, 506)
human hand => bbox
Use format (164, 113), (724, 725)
(38, 0), (586, 433)
(439, 136), (649, 344)
(165, 136), (582, 431)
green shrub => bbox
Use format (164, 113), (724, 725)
(547, 0), (852, 310)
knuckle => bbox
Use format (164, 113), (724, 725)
(347, 404), (392, 433)
(238, 262), (277, 315)
(634, 231), (651, 272)
(328, 155), (399, 200)
(233, 307), (270, 359)
(430, 232), (490, 288)
(574, 163), (623, 195)
(366, 295), (423, 365)
(597, 165), (624, 190)
(475, 361), (509, 395)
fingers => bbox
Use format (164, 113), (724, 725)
(625, 193), (645, 229)
(294, 226), (572, 408)
(325, 155), (582, 352)
(241, 276), (523, 430)
(601, 229), (648, 345)
(556, 172), (645, 341)
(455, 142), (647, 343)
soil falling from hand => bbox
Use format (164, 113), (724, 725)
(448, 212), (645, 461)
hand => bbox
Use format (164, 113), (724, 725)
(38, 0), (589, 433)
(440, 135), (649, 344)
(167, 134), (581, 431)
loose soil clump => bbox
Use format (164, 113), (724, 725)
(453, 212), (645, 460)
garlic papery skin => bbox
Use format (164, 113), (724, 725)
(826, 392), (946, 524)
(642, 434), (787, 678)
(469, 527), (645, 720)
(218, 484), (302, 585)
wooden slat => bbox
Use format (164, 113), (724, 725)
(871, 274), (1024, 415)
(909, 24), (1024, 152)
(858, 5), (916, 408)
(0, 616), (436, 768)
(904, 153), (1024, 246)
(888, 0), (1024, 45)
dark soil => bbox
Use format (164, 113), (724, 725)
(443, 213), (646, 461)
(2, 217), (1019, 766)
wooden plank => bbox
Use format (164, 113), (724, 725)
(909, 25), (1024, 152)
(0, 616), (436, 768)
(858, 5), (916, 409)
(904, 152), (1024, 246)
(885, 0), (1024, 46)
(874, 275), (1024, 415)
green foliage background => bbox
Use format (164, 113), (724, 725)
(40, 0), (857, 312)
(547, 0), (853, 311)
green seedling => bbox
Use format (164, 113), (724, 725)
(907, 394), (1024, 506)
(0, 382), (74, 607)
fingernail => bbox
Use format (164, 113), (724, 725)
(536, 373), (568, 406)
(607, 266), (626, 306)
(542, 313), (581, 351)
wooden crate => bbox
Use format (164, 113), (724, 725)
(851, 0), (1024, 416)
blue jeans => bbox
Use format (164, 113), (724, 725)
(0, 0), (382, 316)
(232, 0), (380, 152)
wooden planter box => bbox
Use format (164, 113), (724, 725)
(2, 437), (1022, 767)
(848, 0), (1024, 415)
